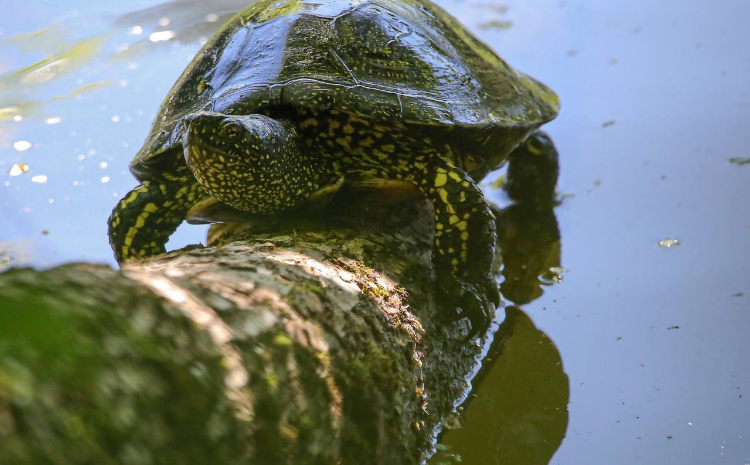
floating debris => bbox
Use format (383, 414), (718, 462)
(8, 163), (30, 176)
(478, 19), (513, 30)
(539, 266), (567, 285)
(441, 411), (463, 430)
(0, 252), (17, 268)
(729, 157), (750, 166)
(0, 240), (31, 270)
(659, 238), (681, 248)
(602, 120), (616, 128)
(731, 292), (744, 298)
(13, 140), (32, 152)
(667, 325), (680, 330)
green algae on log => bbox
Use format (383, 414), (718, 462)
(0, 200), (488, 465)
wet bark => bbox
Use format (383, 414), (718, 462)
(0, 198), (487, 465)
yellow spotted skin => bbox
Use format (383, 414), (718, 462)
(108, 154), (208, 262)
(110, 107), (502, 332)
(112, 0), (561, 336)
(182, 108), (499, 312)
(296, 108), (496, 283)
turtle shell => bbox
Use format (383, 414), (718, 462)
(130, 0), (559, 181)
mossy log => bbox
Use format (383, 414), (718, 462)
(0, 197), (494, 465)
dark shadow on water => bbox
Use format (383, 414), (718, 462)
(432, 306), (569, 465)
(431, 135), (569, 465)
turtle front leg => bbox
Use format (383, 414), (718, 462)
(108, 167), (205, 263)
(411, 157), (500, 336)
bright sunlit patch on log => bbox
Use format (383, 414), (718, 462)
(147, 276), (187, 304)
(263, 250), (362, 295)
(125, 270), (255, 420)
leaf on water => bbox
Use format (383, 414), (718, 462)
(729, 157), (750, 166)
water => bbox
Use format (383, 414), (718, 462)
(1, 0), (749, 463)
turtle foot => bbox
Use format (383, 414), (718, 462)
(439, 274), (500, 341)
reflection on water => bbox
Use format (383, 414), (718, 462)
(432, 132), (569, 463)
(0, 0), (249, 125)
(0, 0), (243, 268)
(432, 307), (569, 465)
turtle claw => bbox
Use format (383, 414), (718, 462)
(440, 275), (500, 340)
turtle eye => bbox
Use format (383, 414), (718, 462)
(220, 121), (242, 141)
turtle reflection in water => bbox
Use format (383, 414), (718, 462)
(107, 0), (560, 335)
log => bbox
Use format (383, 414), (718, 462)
(0, 197), (489, 465)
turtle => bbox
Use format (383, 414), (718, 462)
(108, 0), (560, 334)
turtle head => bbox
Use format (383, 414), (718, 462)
(182, 112), (324, 214)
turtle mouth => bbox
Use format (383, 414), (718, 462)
(131, 146), (181, 182)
